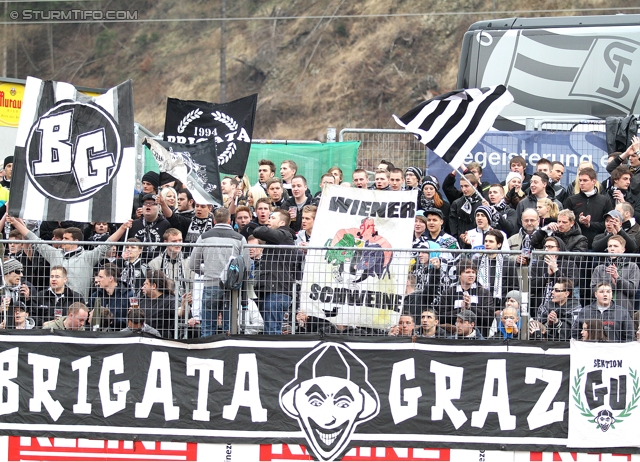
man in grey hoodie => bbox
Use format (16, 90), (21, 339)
(8, 217), (129, 299)
(189, 207), (249, 337)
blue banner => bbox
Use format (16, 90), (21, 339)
(426, 130), (608, 188)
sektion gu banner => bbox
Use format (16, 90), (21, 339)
(9, 77), (135, 223)
(300, 185), (417, 331)
(163, 94), (257, 176)
(568, 339), (640, 449)
(0, 333), (584, 462)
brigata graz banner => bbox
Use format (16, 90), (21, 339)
(0, 332), (636, 462)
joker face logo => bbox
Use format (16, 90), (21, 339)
(595, 409), (616, 432)
(280, 343), (379, 462)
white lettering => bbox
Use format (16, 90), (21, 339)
(0, 348), (19, 415)
(471, 359), (516, 430)
(71, 356), (91, 414)
(488, 151), (501, 166)
(28, 353), (64, 421)
(135, 352), (179, 421)
(389, 359), (422, 424)
(33, 110), (73, 175)
(73, 129), (115, 192)
(222, 353), (267, 422)
(186, 357), (224, 421)
(237, 127), (251, 143)
(430, 361), (467, 429)
(525, 368), (565, 430)
(99, 353), (130, 418)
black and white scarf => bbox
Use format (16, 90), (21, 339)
(419, 197), (435, 211)
(478, 254), (504, 300)
(162, 252), (187, 297)
(186, 215), (214, 243)
(63, 247), (84, 260)
(90, 232), (109, 242)
(121, 259), (145, 295)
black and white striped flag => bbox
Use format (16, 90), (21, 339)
(393, 85), (513, 169)
(9, 77), (135, 223)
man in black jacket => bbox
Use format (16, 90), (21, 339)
(449, 173), (483, 246)
(282, 176), (314, 233)
(253, 209), (302, 335)
(563, 167), (612, 248)
(128, 194), (170, 261)
(32, 266), (84, 327)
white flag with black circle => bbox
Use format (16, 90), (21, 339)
(8, 77), (135, 223)
(394, 85), (513, 169)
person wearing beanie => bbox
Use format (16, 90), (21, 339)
(462, 205), (509, 251)
(404, 167), (423, 190)
(133, 171), (161, 218)
(504, 171), (526, 209)
(1, 156), (13, 189)
(2, 258), (32, 315)
(487, 294), (521, 339)
(141, 171), (160, 193)
(159, 172), (183, 192)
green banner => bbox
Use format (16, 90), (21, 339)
(245, 142), (359, 194)
(144, 142), (360, 195)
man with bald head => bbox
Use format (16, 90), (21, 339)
(508, 208), (539, 293)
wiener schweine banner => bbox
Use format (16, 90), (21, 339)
(163, 94), (257, 176)
(300, 185), (417, 330)
(0, 333), (587, 462)
(9, 77), (135, 223)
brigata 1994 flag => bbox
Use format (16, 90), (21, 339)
(393, 85), (513, 169)
(300, 185), (417, 331)
(163, 94), (257, 176)
(8, 77), (135, 223)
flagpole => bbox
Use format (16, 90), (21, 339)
(451, 167), (484, 200)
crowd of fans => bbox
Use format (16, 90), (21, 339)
(2, 138), (640, 342)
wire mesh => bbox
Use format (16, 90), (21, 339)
(339, 129), (427, 175)
(2, 238), (637, 343)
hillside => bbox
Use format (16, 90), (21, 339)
(4, 0), (638, 140)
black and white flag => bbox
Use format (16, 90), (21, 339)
(144, 137), (223, 207)
(163, 94), (257, 176)
(393, 85), (513, 169)
(8, 77), (135, 223)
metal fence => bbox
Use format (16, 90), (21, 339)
(1, 239), (638, 344)
(339, 128), (427, 174)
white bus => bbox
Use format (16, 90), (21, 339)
(457, 14), (640, 130)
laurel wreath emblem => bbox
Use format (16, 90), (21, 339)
(212, 111), (239, 165)
(177, 109), (203, 134)
(572, 367), (640, 430)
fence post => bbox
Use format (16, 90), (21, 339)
(230, 289), (239, 335)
